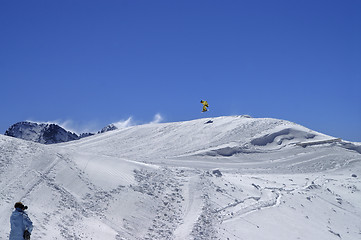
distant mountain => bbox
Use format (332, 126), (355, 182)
(79, 132), (95, 138)
(98, 123), (118, 134)
(4, 121), (80, 144)
(4, 121), (118, 144)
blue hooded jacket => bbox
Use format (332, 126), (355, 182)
(9, 208), (33, 240)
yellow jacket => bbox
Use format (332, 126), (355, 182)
(201, 100), (208, 107)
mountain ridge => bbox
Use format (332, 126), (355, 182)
(3, 121), (114, 144)
(4, 121), (79, 144)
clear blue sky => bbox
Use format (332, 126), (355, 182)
(1, 0), (360, 141)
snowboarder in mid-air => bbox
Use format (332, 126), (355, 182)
(9, 202), (33, 240)
(200, 100), (209, 112)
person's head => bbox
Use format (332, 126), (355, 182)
(14, 202), (28, 210)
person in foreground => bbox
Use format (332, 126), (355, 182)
(9, 202), (33, 240)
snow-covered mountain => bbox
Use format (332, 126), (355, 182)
(98, 123), (118, 133)
(4, 121), (79, 144)
(1, 116), (360, 240)
(4, 121), (118, 144)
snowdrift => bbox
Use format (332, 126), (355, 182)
(59, 116), (334, 158)
(0, 116), (360, 240)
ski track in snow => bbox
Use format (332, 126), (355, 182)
(1, 116), (361, 240)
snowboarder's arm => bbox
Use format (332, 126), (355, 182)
(23, 213), (33, 233)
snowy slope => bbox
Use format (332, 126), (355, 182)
(60, 116), (331, 159)
(0, 116), (360, 240)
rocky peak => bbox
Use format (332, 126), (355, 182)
(4, 121), (79, 144)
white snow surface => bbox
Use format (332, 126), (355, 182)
(1, 116), (360, 240)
